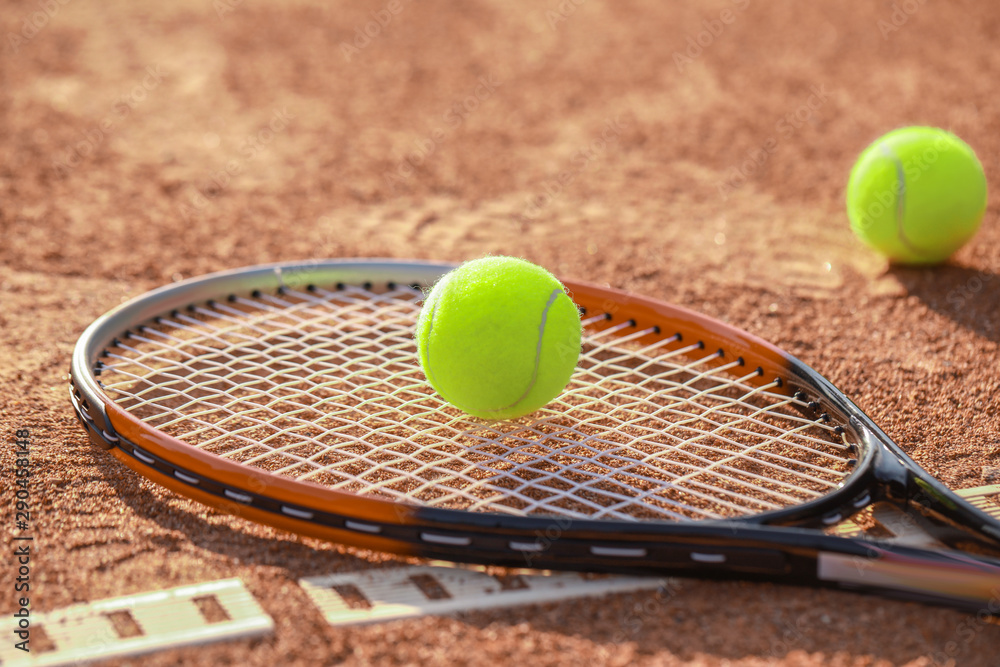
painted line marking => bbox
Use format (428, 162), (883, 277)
(300, 563), (668, 627)
(0, 578), (273, 667)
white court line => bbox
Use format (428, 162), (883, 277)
(0, 578), (273, 667)
(301, 564), (670, 627)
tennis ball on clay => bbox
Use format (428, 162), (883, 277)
(415, 256), (582, 420)
(846, 127), (987, 265)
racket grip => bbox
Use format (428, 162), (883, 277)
(818, 545), (1000, 615)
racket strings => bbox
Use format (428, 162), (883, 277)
(98, 284), (856, 521)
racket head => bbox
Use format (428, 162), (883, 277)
(67, 259), (993, 557)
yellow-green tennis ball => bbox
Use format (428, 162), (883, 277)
(416, 256), (582, 420)
(846, 127), (987, 265)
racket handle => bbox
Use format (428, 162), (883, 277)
(818, 545), (1000, 614)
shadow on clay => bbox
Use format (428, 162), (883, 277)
(885, 264), (1000, 343)
(85, 446), (399, 578)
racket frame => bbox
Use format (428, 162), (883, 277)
(69, 258), (1000, 614)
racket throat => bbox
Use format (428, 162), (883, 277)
(855, 418), (1000, 554)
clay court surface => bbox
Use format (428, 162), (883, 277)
(2, 0), (1000, 664)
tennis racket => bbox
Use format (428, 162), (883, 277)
(69, 259), (1000, 615)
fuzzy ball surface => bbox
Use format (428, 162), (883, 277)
(416, 256), (582, 420)
(846, 126), (987, 265)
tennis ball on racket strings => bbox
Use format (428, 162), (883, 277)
(416, 256), (582, 420)
(846, 127), (987, 265)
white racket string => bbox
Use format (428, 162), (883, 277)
(97, 285), (854, 521)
